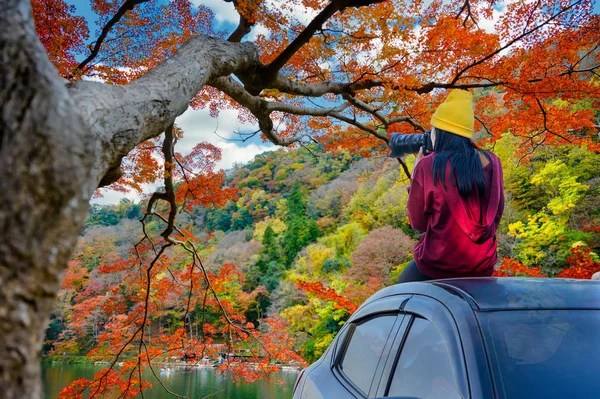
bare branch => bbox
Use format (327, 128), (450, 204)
(71, 0), (150, 77)
(455, 0), (480, 28)
(535, 97), (572, 144)
(342, 94), (427, 133)
(265, 0), (386, 77)
(209, 76), (336, 145)
(329, 113), (383, 138)
(210, 75), (404, 148)
(161, 124), (177, 240)
(475, 116), (493, 136)
(449, 0), (584, 85)
(522, 0), (542, 34)
(407, 81), (501, 94)
(387, 116), (427, 132)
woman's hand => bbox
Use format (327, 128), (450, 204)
(413, 147), (424, 171)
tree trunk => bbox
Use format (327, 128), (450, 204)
(0, 1), (99, 397)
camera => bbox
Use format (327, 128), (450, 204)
(388, 132), (433, 158)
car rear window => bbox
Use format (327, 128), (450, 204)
(478, 310), (600, 399)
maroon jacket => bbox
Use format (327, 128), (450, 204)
(407, 152), (504, 279)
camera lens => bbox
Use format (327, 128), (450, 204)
(388, 133), (424, 158)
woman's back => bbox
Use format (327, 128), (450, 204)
(407, 151), (504, 279)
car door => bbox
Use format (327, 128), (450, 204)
(373, 295), (471, 399)
(296, 295), (407, 399)
(296, 295), (412, 399)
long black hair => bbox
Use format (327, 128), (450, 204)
(431, 128), (491, 198)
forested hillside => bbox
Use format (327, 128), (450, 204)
(47, 138), (600, 366)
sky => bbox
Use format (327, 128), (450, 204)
(65, 0), (600, 204)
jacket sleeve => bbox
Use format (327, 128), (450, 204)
(407, 161), (430, 232)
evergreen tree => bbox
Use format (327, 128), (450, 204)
(283, 183), (320, 266)
(260, 225), (282, 267)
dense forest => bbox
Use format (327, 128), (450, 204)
(46, 136), (600, 369)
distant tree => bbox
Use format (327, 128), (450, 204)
(283, 184), (320, 265)
(345, 226), (414, 303)
(321, 256), (352, 274)
(260, 225), (283, 267)
(231, 208), (254, 230)
(246, 225), (284, 291)
(85, 205), (120, 227)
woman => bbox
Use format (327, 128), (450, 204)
(397, 89), (504, 283)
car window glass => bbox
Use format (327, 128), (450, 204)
(340, 315), (396, 395)
(387, 317), (461, 399)
(479, 310), (600, 399)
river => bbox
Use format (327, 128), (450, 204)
(42, 362), (298, 398)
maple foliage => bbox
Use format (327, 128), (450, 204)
(583, 221), (600, 234)
(492, 257), (547, 278)
(31, 0), (89, 77)
(557, 246), (600, 279)
(296, 280), (359, 313)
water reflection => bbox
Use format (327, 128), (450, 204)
(43, 362), (298, 399)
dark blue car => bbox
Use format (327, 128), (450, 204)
(292, 278), (600, 399)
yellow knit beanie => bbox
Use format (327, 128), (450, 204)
(430, 89), (474, 139)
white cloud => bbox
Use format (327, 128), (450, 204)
(92, 107), (273, 205)
(93, 185), (149, 205)
(247, 24), (271, 41)
(176, 106), (273, 169)
(264, 0), (319, 26)
(193, 0), (238, 24)
(478, 6), (503, 34)
(217, 141), (274, 169)
(92, 190), (132, 205)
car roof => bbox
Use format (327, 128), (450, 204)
(435, 277), (600, 310)
(373, 277), (600, 311)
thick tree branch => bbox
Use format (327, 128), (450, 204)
(228, 14), (254, 42)
(342, 94), (427, 132)
(71, 0), (150, 77)
(272, 74), (384, 97)
(68, 35), (262, 185)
